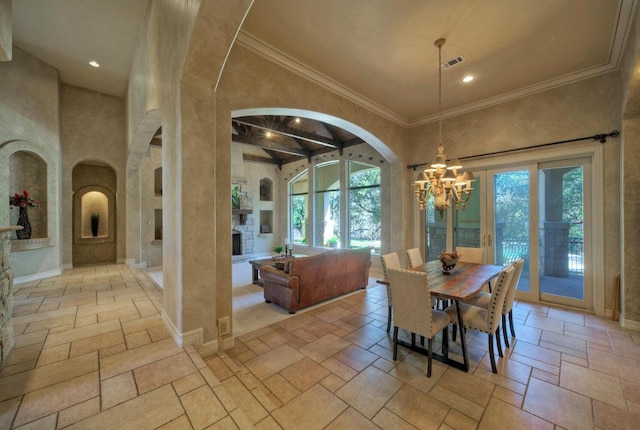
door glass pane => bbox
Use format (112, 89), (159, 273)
(315, 161), (340, 248)
(494, 171), (530, 291)
(455, 174), (481, 248)
(426, 194), (447, 261)
(539, 165), (584, 299)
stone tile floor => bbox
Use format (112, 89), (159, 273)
(1, 264), (639, 429)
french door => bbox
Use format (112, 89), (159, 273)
(440, 148), (600, 311)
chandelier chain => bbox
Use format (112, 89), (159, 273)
(438, 40), (442, 148)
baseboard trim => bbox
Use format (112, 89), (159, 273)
(14, 268), (62, 284)
(161, 309), (221, 356)
(621, 317), (640, 331)
(125, 258), (139, 268)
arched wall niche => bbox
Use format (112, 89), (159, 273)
(8, 150), (48, 239)
(72, 161), (117, 265)
(259, 177), (273, 201)
(73, 185), (115, 243)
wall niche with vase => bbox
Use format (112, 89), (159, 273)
(8, 150), (48, 241)
(72, 162), (117, 265)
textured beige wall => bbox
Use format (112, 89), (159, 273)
(0, 47), (61, 278)
(618, 2), (640, 327)
(126, 0), (202, 340)
(60, 84), (126, 267)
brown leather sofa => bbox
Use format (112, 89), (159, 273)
(260, 248), (372, 313)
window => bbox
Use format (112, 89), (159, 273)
(315, 161), (340, 247)
(348, 161), (381, 252)
(289, 159), (382, 252)
(290, 171), (308, 245)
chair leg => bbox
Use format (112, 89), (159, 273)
(509, 311), (516, 337)
(427, 338), (433, 377)
(386, 306), (392, 333)
(420, 336), (425, 346)
(442, 326), (449, 359)
(496, 326), (503, 358)
(452, 324), (457, 342)
(502, 314), (510, 348)
(411, 333), (416, 347)
(488, 334), (497, 373)
(392, 327), (399, 361)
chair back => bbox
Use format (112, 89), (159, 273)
(486, 265), (515, 332)
(406, 248), (424, 268)
(456, 247), (484, 264)
(381, 252), (401, 278)
(387, 268), (434, 337)
(503, 258), (524, 314)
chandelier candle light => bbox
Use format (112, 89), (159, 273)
(414, 38), (475, 218)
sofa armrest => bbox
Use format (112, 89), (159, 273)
(261, 265), (291, 287)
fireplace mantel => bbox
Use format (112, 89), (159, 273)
(232, 209), (253, 225)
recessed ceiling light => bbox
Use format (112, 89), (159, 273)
(265, 131), (272, 138)
(89, 60), (100, 68)
(462, 75), (474, 83)
(295, 117), (301, 123)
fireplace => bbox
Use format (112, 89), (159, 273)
(232, 229), (241, 255)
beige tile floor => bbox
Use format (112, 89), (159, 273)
(1, 264), (639, 429)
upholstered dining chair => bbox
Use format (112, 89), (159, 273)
(445, 265), (514, 373)
(381, 252), (402, 333)
(465, 258), (525, 348)
(456, 246), (485, 264)
(387, 268), (451, 377)
(456, 246), (490, 292)
(406, 248), (424, 268)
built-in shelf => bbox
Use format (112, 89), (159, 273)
(260, 210), (273, 234)
(232, 209), (253, 225)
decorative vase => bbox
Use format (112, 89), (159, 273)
(91, 217), (99, 237)
(16, 206), (32, 240)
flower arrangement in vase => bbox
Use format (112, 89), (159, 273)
(9, 190), (39, 240)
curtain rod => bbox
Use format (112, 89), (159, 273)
(407, 130), (619, 170)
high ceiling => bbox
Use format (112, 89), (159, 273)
(12, 0), (148, 97)
(9, 0), (636, 165)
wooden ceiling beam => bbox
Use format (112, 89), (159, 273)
(232, 134), (310, 157)
(233, 118), (338, 148)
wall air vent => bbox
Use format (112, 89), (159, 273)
(442, 56), (465, 69)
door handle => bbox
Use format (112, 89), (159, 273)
(488, 234), (492, 246)
(482, 235), (485, 246)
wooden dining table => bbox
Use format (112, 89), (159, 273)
(377, 259), (503, 372)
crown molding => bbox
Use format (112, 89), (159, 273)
(236, 0), (635, 129)
(235, 31), (410, 127)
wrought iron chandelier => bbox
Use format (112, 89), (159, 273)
(414, 38), (475, 218)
